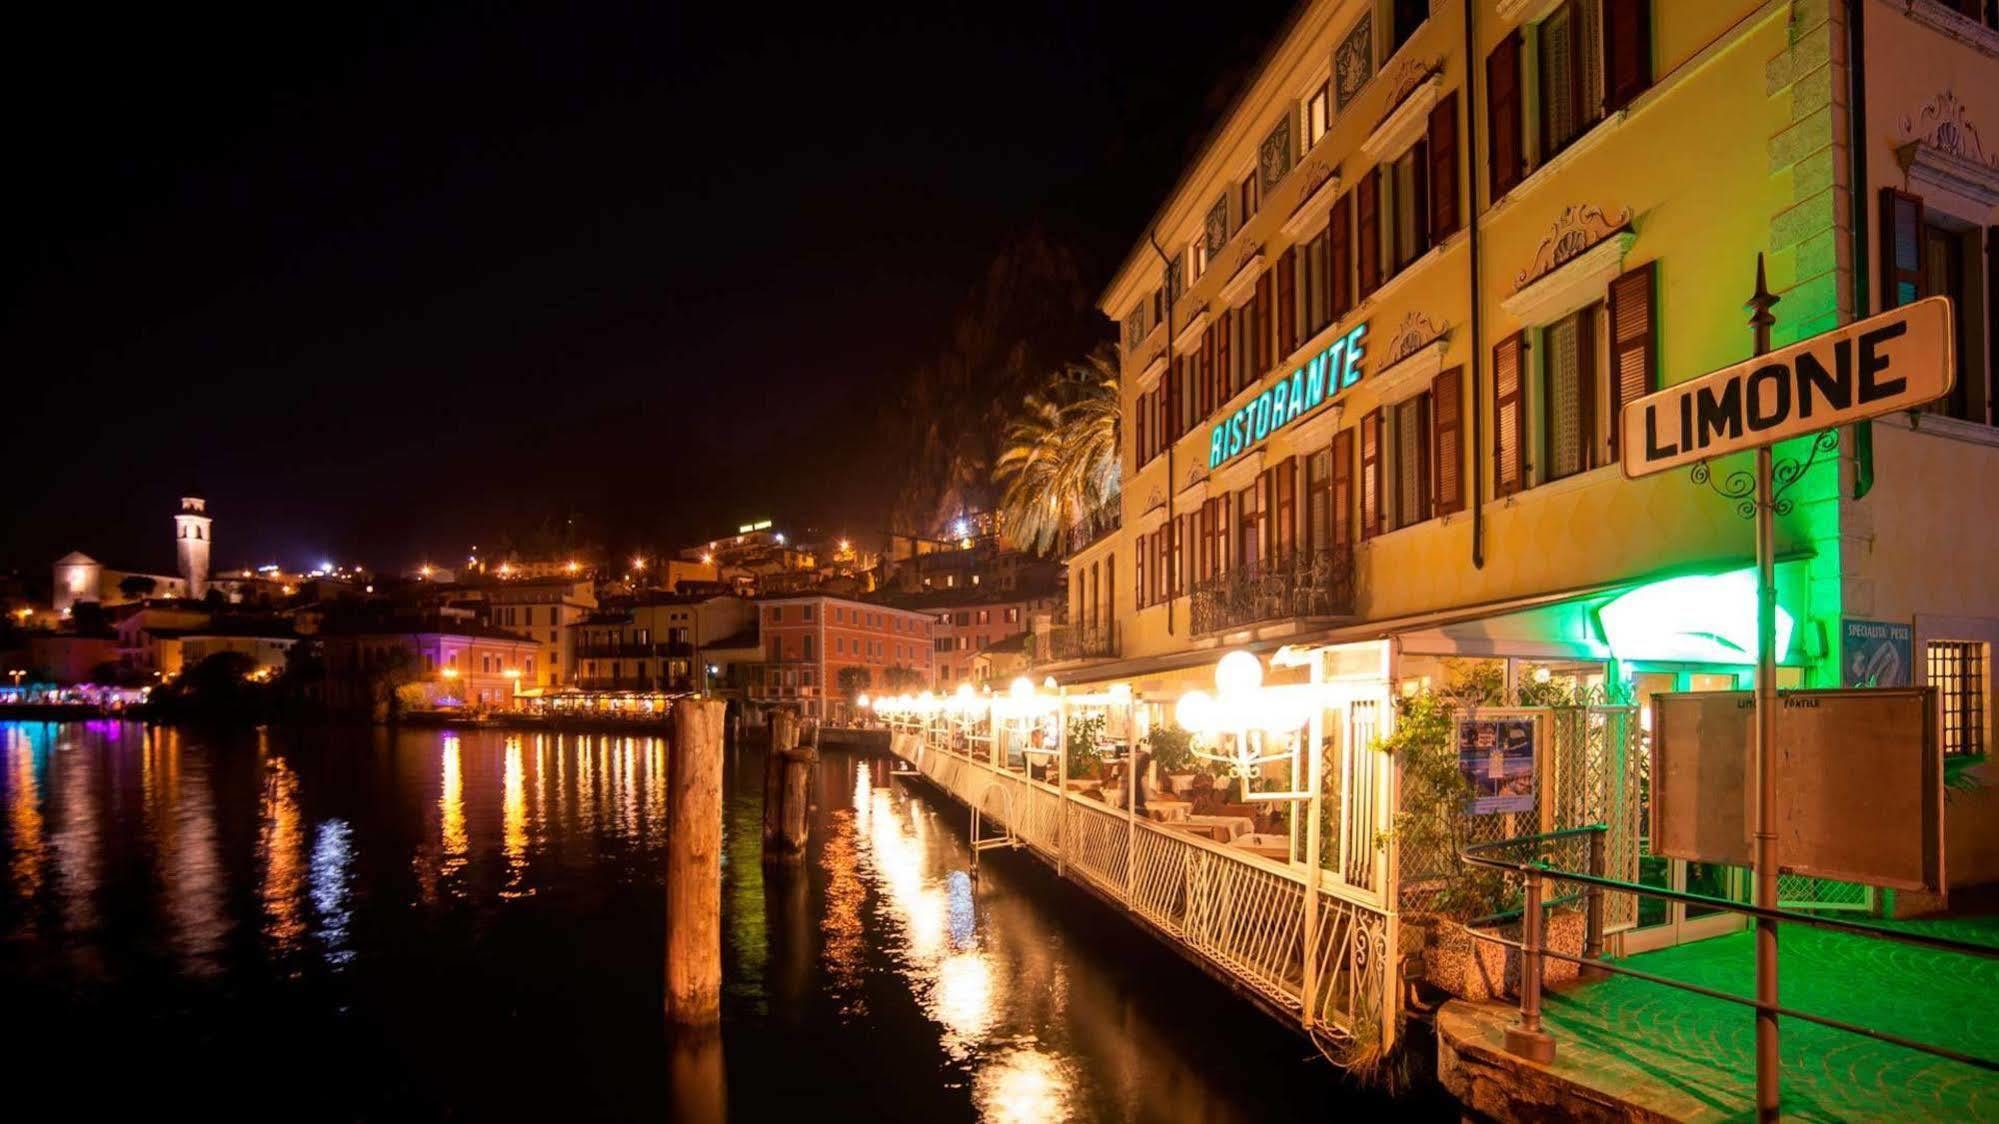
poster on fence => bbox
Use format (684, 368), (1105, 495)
(1458, 716), (1537, 814)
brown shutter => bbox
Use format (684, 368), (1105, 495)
(1253, 271), (1273, 374)
(1356, 171), (1380, 300)
(1880, 188), (1925, 309)
(1989, 226), (1998, 418)
(1331, 427), (1354, 550)
(1136, 391), (1149, 464)
(1493, 332), (1527, 496)
(1606, 261), (1657, 458)
(1276, 456), (1297, 558)
(1433, 366), (1465, 515)
(1329, 192), (1353, 319)
(1212, 312), (1231, 413)
(1487, 32), (1524, 198)
(1603, 0), (1652, 113)
(1200, 325), (1216, 420)
(1277, 248), (1298, 358)
(1359, 408), (1383, 538)
(1428, 89), (1460, 241)
(1578, 304), (1598, 470)
(1136, 535), (1146, 609)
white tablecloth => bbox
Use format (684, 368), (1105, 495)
(1149, 800), (1192, 823)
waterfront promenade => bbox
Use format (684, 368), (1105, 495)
(1441, 919), (1999, 1121)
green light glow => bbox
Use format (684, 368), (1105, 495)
(1595, 570), (1794, 665)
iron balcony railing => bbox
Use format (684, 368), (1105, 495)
(1064, 501), (1123, 558)
(1031, 623), (1119, 665)
(574, 640), (694, 659)
(1188, 546), (1356, 636)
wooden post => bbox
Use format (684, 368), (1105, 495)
(666, 697), (724, 1027)
(772, 724), (818, 861)
(763, 709), (797, 847)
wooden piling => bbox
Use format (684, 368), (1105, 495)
(763, 709), (798, 847)
(665, 697), (724, 1027)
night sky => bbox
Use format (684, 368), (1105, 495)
(4, 0), (1291, 578)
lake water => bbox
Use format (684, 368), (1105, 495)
(0, 721), (1430, 1120)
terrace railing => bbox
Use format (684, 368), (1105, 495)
(1188, 546), (1355, 636)
(1031, 623), (1120, 665)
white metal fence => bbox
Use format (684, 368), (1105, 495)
(885, 717), (1397, 1051)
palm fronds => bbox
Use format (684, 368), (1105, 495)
(995, 345), (1122, 554)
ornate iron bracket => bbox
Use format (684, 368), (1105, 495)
(1688, 429), (1840, 520)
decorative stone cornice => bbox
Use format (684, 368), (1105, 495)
(1503, 230), (1637, 326)
(1173, 307), (1211, 352)
(1495, 0), (1564, 24)
(1887, 0), (1999, 58)
(1211, 447), (1266, 492)
(1513, 203), (1634, 290)
(1370, 339), (1449, 403)
(1898, 89), (1999, 204)
(1280, 162), (1343, 240)
(1217, 252), (1266, 307)
(1381, 310), (1449, 367)
(1361, 71), (1442, 160)
(1136, 352), (1168, 390)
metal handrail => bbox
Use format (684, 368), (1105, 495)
(1460, 825), (1999, 1074)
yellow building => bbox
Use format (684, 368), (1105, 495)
(1057, 0), (1999, 923)
(474, 576), (598, 688)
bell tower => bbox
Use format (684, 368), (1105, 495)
(175, 496), (212, 598)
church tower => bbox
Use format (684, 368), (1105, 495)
(175, 496), (212, 598)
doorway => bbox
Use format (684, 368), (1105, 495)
(1622, 668), (1750, 953)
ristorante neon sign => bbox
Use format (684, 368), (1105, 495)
(1206, 322), (1368, 469)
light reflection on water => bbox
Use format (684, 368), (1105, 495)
(0, 723), (1390, 1121)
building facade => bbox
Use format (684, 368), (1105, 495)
(906, 589), (1063, 687)
(1063, 0), (1999, 927)
(478, 576), (599, 688)
(755, 594), (936, 720)
(569, 593), (754, 692)
(321, 620), (541, 712)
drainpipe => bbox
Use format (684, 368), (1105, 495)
(1463, 0), (1488, 570)
(1846, 0), (1870, 321)
(1147, 230), (1178, 635)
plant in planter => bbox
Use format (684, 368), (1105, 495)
(1066, 712), (1106, 781)
(1385, 677), (1587, 1002)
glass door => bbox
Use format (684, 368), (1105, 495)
(1623, 668), (1748, 953)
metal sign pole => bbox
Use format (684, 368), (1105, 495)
(1747, 259), (1781, 1123)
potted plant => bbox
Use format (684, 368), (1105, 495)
(1388, 672), (1587, 1002)
(1066, 712), (1105, 783)
(1146, 722), (1196, 796)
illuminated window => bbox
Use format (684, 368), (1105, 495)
(1540, 303), (1601, 482)
(1928, 641), (1988, 758)
(1302, 81), (1330, 150)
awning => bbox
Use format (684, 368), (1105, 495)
(1049, 550), (1814, 687)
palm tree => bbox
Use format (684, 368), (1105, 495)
(995, 345), (1121, 554)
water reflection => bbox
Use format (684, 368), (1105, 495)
(0, 723), (1393, 1122)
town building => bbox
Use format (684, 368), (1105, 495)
(473, 576), (599, 688)
(320, 618), (542, 712)
(754, 593), (936, 721)
(889, 587), (1063, 688)
(51, 552), (187, 614)
(1059, 0), (1999, 946)
(569, 592), (754, 692)
(179, 622), (299, 678)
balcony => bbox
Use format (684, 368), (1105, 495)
(1188, 546), (1355, 636)
(574, 640), (694, 659)
(1063, 500), (1122, 559)
(1030, 623), (1119, 666)
(574, 675), (694, 692)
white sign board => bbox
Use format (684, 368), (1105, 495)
(1620, 297), (1955, 478)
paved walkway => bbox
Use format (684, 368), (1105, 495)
(1529, 918), (1999, 1120)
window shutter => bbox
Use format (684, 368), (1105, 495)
(1136, 391), (1149, 464)
(1488, 32), (1524, 198)
(1603, 0), (1652, 112)
(1213, 312), (1231, 413)
(1359, 408), (1383, 538)
(1433, 366), (1465, 514)
(1356, 170), (1381, 300)
(1276, 456), (1297, 558)
(1277, 247), (1298, 357)
(1428, 90), (1460, 241)
(1606, 261), (1657, 458)
(1254, 272), (1274, 375)
(1200, 325), (1216, 418)
(1136, 537), (1146, 609)
(1493, 332), (1527, 496)
(1880, 188), (1925, 309)
(1331, 427), (1354, 550)
(1330, 192), (1353, 319)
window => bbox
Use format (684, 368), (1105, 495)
(1299, 224), (1333, 341)
(1390, 393), (1433, 530)
(1390, 0), (1427, 54)
(1378, 143), (1429, 277)
(1303, 80), (1331, 150)
(1005, 607), (1018, 623)
(1188, 236), (1208, 282)
(1538, 1), (1592, 157)
(1237, 482), (1265, 573)
(1541, 303), (1601, 482)
(1239, 170), (1259, 228)
(1434, 367), (1466, 515)
(1928, 641), (1988, 757)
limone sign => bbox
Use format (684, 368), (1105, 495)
(1619, 296), (1954, 478)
